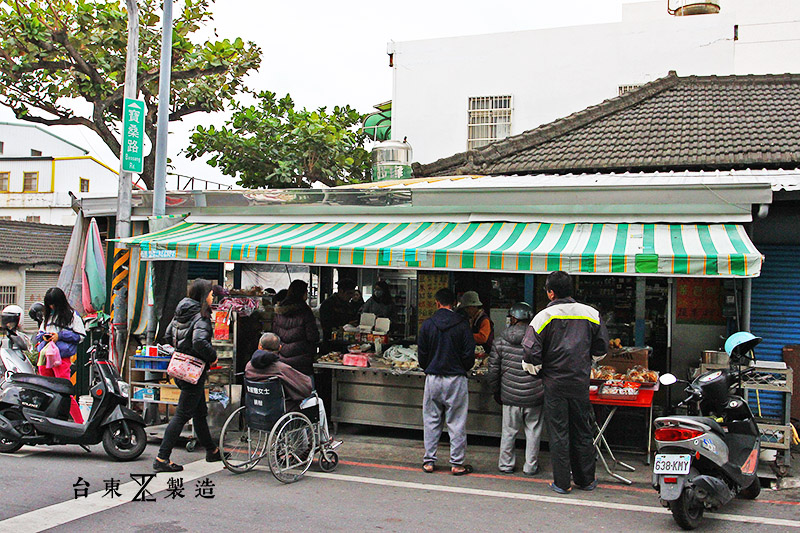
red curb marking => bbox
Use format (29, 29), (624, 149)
(338, 460), (800, 505)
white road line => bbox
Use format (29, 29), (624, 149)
(305, 472), (800, 529)
(0, 460), (225, 533)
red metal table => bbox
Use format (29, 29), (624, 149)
(590, 387), (656, 484)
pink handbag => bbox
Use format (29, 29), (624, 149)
(44, 341), (62, 369)
(167, 351), (205, 385)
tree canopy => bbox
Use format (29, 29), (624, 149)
(0, 0), (261, 188)
(186, 91), (370, 188)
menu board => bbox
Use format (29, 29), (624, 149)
(417, 271), (450, 328)
(676, 278), (725, 325)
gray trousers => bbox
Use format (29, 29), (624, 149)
(422, 374), (468, 465)
(498, 404), (544, 474)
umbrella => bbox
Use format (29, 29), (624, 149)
(81, 218), (107, 317)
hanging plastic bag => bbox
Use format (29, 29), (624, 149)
(44, 340), (62, 369)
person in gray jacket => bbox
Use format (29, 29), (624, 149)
(487, 302), (544, 475)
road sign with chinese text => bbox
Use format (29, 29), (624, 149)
(122, 98), (146, 173)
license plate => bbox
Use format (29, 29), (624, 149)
(653, 454), (691, 475)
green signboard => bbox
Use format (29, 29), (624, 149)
(121, 98), (146, 173)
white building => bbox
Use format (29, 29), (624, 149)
(0, 122), (119, 225)
(388, 0), (800, 164)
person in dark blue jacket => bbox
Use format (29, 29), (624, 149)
(417, 288), (475, 476)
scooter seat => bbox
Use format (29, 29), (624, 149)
(10, 373), (74, 395)
(681, 415), (725, 436)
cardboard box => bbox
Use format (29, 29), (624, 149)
(602, 347), (651, 373)
(159, 385), (209, 403)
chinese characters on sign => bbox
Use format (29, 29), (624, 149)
(71, 476), (217, 501)
(675, 278), (725, 325)
(121, 98), (146, 174)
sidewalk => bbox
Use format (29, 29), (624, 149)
(333, 424), (800, 499)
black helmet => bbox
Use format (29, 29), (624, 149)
(508, 302), (533, 322)
(28, 302), (45, 326)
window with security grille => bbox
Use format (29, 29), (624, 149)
(23, 172), (38, 192)
(467, 95), (512, 150)
(618, 84), (643, 96)
(80, 178), (90, 193)
(0, 172), (8, 192)
(0, 286), (17, 307)
(25, 215), (40, 222)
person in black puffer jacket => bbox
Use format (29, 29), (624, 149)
(487, 302), (544, 476)
(273, 280), (319, 376)
(154, 279), (224, 473)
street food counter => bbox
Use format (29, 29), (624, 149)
(314, 352), (500, 436)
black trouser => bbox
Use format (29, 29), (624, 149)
(158, 379), (214, 461)
(543, 394), (596, 490)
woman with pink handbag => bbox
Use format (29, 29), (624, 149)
(34, 287), (86, 423)
(154, 279), (224, 473)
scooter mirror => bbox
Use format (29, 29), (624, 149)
(659, 373), (678, 386)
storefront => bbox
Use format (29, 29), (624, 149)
(107, 173), (770, 441)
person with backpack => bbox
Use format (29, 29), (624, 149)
(154, 279), (225, 473)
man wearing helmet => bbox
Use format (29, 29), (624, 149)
(487, 302), (544, 476)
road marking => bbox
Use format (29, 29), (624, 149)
(0, 460), (225, 533)
(305, 471), (800, 529)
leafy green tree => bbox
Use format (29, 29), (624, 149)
(186, 91), (370, 188)
(0, 0), (260, 188)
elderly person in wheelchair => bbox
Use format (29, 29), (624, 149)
(219, 332), (340, 483)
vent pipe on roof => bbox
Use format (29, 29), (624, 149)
(667, 0), (720, 16)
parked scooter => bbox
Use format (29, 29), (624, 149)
(0, 305), (36, 377)
(0, 313), (147, 461)
(653, 332), (762, 530)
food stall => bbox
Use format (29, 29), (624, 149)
(107, 174), (770, 441)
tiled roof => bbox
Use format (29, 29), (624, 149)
(0, 220), (73, 265)
(414, 72), (800, 177)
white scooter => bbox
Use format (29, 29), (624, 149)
(0, 305), (36, 378)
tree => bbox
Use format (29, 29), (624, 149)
(185, 91), (370, 188)
(0, 0), (261, 189)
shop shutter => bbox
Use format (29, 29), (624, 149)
(749, 245), (800, 420)
(23, 270), (60, 331)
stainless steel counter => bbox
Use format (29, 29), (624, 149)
(313, 362), (502, 436)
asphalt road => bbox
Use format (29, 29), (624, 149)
(1, 439), (798, 533)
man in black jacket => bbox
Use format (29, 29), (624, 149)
(522, 271), (608, 494)
(417, 288), (475, 475)
(487, 302), (544, 476)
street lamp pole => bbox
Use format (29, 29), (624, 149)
(153, 0), (172, 217)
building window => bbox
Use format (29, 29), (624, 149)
(618, 84), (643, 96)
(23, 172), (38, 192)
(0, 286), (16, 306)
(25, 215), (40, 223)
(467, 95), (512, 150)
(0, 216), (11, 221)
(0, 141), (4, 154)
(0, 172), (8, 192)
(31, 149), (42, 157)
(80, 178), (90, 193)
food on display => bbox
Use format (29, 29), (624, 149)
(591, 365), (618, 381)
(598, 380), (641, 399)
(626, 365), (659, 383)
(474, 345), (486, 358)
(318, 352), (342, 364)
(609, 338), (623, 350)
(470, 356), (489, 375)
(382, 344), (420, 371)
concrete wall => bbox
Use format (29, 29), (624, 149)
(0, 123), (86, 158)
(390, 0), (800, 164)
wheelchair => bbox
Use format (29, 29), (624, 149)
(218, 377), (340, 483)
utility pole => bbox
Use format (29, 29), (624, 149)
(112, 0), (139, 360)
(153, 0), (172, 217)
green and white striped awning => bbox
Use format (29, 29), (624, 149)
(121, 221), (762, 277)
